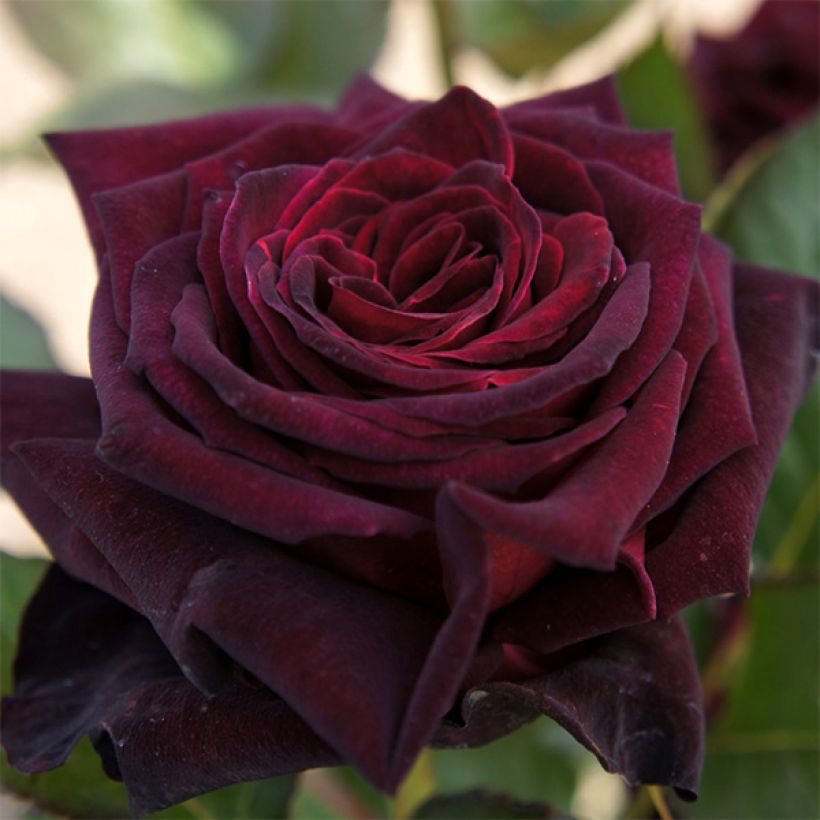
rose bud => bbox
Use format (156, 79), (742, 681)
(689, 0), (820, 172)
(1, 76), (817, 816)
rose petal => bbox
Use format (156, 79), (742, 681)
(436, 616), (704, 800)
(1, 565), (339, 816)
(352, 86), (515, 174)
(505, 110), (679, 195)
(0, 371), (136, 605)
(310, 407), (625, 493)
(504, 75), (628, 125)
(648, 264), (819, 613)
(46, 107), (320, 256)
(512, 134), (605, 215)
(438, 351), (686, 571)
(335, 73), (413, 129)
(90, 274), (427, 542)
(639, 236), (756, 525)
(93, 170), (187, 330)
(126, 233), (338, 487)
(587, 161), (701, 409)
(380, 261), (650, 427)
(182, 121), (359, 228)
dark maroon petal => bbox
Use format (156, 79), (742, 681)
(505, 109), (679, 195)
(512, 134), (605, 215)
(0, 372), (98, 542)
(1, 565), (339, 816)
(155, 508), (493, 792)
(648, 264), (819, 613)
(126, 232), (337, 488)
(309, 408), (624, 492)
(219, 162), (352, 382)
(8, 435), (492, 792)
(436, 616), (704, 799)
(441, 213), (613, 364)
(669, 261), (718, 408)
(504, 75), (627, 125)
(352, 86), (515, 174)
(587, 162), (701, 410)
(335, 74), (411, 128)
(0, 372), (136, 605)
(381, 260), (650, 433)
(196, 189), (246, 365)
(91, 274), (427, 542)
(182, 121), (359, 228)
(172, 284), (491, 462)
(438, 351), (686, 571)
(491, 560), (655, 655)
(639, 237), (756, 526)
(46, 107), (322, 256)
(94, 170), (187, 330)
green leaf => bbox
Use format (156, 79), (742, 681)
(429, 718), (581, 814)
(0, 295), (58, 371)
(203, 0), (388, 96)
(753, 387), (819, 575)
(6, 0), (241, 86)
(617, 36), (715, 202)
(158, 776), (296, 819)
(706, 114), (820, 277)
(0, 553), (50, 694)
(412, 789), (561, 819)
(678, 585), (820, 818)
(289, 768), (392, 820)
(454, 0), (629, 78)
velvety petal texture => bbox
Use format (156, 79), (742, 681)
(2, 75), (817, 815)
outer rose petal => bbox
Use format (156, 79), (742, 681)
(437, 350), (686, 571)
(649, 264), (819, 612)
(1, 565), (339, 816)
(434, 616), (704, 800)
(504, 75), (628, 125)
(46, 106), (330, 256)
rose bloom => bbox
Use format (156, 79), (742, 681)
(689, 0), (820, 171)
(1, 76), (817, 815)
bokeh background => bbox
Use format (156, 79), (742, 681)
(0, 1), (817, 818)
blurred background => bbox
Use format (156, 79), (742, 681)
(0, 1), (817, 818)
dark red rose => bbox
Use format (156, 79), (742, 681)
(1, 76), (817, 815)
(689, 0), (820, 171)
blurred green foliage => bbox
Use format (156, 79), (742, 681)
(453, 0), (629, 77)
(0, 296), (57, 371)
(5, 0), (388, 137)
(617, 36), (715, 203)
(706, 114), (820, 278)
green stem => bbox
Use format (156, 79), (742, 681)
(431, 0), (459, 88)
(647, 786), (673, 820)
(768, 474), (819, 578)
